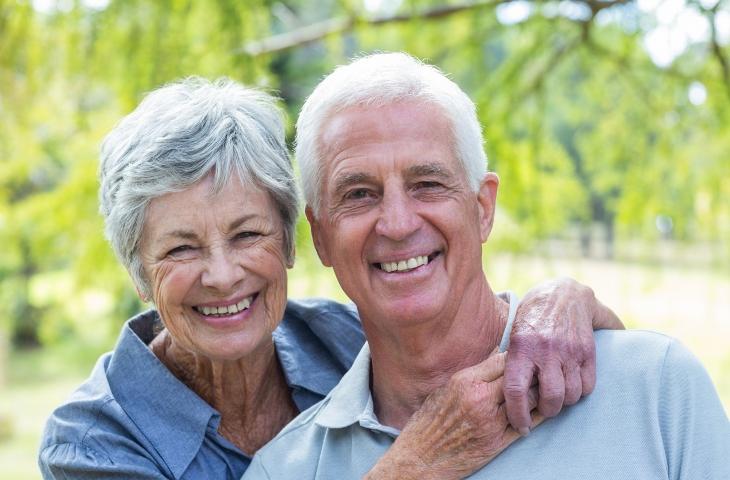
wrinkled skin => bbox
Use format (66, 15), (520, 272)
(366, 277), (622, 479)
(505, 277), (623, 433)
(366, 351), (542, 480)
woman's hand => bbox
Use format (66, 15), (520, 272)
(364, 351), (542, 480)
(504, 277), (623, 434)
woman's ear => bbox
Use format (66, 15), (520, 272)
(135, 285), (149, 303)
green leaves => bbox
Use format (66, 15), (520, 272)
(2, 0), (728, 349)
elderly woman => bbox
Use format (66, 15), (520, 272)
(39, 78), (620, 479)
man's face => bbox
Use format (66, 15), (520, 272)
(308, 101), (498, 330)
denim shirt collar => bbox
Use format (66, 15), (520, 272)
(106, 311), (221, 479)
(106, 304), (354, 478)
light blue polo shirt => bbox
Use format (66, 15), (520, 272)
(245, 327), (730, 479)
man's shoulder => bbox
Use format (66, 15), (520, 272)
(594, 328), (676, 367)
(592, 329), (720, 405)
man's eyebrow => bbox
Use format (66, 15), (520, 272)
(332, 172), (376, 196)
(406, 163), (455, 179)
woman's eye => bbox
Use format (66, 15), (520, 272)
(167, 245), (194, 257)
(235, 231), (260, 240)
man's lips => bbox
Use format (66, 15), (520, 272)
(374, 251), (441, 273)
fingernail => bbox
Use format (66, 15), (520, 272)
(519, 427), (530, 436)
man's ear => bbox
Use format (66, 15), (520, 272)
(305, 206), (332, 267)
(477, 172), (499, 243)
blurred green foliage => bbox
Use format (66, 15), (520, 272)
(0, 0), (728, 351)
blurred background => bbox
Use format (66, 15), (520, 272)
(1, 0), (729, 477)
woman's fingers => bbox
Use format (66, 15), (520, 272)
(563, 361), (583, 405)
(537, 361), (565, 418)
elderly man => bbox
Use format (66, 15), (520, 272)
(243, 53), (730, 479)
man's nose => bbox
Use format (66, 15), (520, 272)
(375, 188), (422, 241)
(201, 246), (244, 291)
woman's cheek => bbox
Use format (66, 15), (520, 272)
(259, 241), (289, 333)
(152, 262), (197, 330)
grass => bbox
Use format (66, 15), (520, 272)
(0, 252), (727, 479)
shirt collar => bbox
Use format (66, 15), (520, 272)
(313, 292), (519, 432)
(106, 310), (222, 479)
(314, 343), (380, 430)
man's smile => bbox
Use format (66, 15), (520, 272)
(373, 251), (442, 273)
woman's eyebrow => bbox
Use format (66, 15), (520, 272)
(227, 214), (259, 232)
(163, 230), (198, 241)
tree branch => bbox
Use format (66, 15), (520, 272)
(707, 6), (730, 102)
(240, 0), (502, 56)
(241, 0), (629, 57)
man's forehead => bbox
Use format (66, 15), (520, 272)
(318, 102), (451, 152)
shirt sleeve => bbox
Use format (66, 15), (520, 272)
(658, 338), (730, 480)
(39, 442), (167, 479)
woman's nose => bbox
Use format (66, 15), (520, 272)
(200, 247), (244, 291)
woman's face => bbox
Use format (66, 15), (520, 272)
(138, 174), (290, 361)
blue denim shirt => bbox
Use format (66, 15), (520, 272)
(38, 298), (365, 479)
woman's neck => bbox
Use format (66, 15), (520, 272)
(150, 331), (298, 455)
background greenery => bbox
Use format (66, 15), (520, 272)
(1, 0), (728, 478)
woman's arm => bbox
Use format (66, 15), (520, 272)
(364, 351), (542, 480)
(365, 277), (622, 479)
(505, 277), (623, 432)
(39, 442), (165, 480)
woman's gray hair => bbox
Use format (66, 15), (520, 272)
(99, 77), (298, 298)
(295, 52), (487, 217)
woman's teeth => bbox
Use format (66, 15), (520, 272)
(195, 297), (252, 316)
(380, 255), (429, 273)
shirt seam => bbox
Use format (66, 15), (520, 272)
(75, 396), (115, 465)
(656, 336), (674, 478)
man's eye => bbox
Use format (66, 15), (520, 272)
(414, 181), (442, 190)
(344, 189), (374, 200)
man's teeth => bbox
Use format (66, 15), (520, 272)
(380, 255), (429, 273)
(196, 297), (252, 316)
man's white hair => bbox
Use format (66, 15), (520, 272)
(295, 52), (488, 217)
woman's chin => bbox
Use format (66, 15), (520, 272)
(197, 329), (274, 363)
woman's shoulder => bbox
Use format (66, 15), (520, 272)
(283, 298), (360, 324)
(38, 351), (142, 474)
(273, 299), (366, 406)
(38, 312), (192, 478)
(280, 298), (364, 354)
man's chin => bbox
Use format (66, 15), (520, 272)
(367, 297), (448, 329)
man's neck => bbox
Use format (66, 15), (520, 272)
(364, 278), (509, 430)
